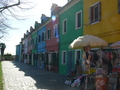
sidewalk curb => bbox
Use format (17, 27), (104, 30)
(2, 62), (6, 90)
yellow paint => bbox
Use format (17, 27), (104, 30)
(86, 68), (96, 74)
(84, 0), (120, 43)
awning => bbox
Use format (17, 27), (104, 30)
(110, 41), (120, 49)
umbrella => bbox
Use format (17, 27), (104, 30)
(110, 41), (120, 49)
(69, 35), (108, 49)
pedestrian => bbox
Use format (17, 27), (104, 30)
(2, 57), (4, 61)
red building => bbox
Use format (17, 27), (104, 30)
(45, 4), (61, 72)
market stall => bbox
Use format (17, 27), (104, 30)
(68, 35), (120, 90)
(69, 35), (108, 74)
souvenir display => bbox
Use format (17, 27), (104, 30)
(68, 35), (120, 90)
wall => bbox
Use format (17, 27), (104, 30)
(59, 0), (83, 75)
(84, 0), (120, 43)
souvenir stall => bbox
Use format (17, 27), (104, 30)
(109, 41), (120, 90)
(68, 35), (120, 90)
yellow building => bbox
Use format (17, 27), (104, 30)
(84, 0), (120, 43)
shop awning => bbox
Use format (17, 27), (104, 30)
(110, 41), (120, 49)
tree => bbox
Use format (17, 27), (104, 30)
(4, 53), (14, 60)
(0, 0), (33, 38)
(0, 43), (6, 56)
(0, 0), (20, 13)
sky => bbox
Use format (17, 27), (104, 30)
(2, 0), (68, 55)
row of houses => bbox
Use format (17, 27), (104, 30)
(16, 0), (120, 75)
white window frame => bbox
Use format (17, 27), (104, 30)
(62, 51), (67, 64)
(75, 49), (81, 64)
(76, 10), (82, 29)
(54, 24), (59, 37)
(89, 1), (101, 25)
(62, 19), (67, 34)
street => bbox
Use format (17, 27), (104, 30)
(2, 61), (81, 90)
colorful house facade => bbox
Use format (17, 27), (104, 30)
(16, 1), (84, 75)
(31, 29), (37, 66)
(16, 44), (21, 62)
(45, 4), (61, 72)
(84, 0), (120, 43)
(27, 27), (33, 65)
(36, 15), (49, 68)
(58, 0), (84, 75)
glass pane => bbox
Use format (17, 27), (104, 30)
(64, 20), (67, 33)
(77, 12), (81, 28)
(95, 6), (99, 22)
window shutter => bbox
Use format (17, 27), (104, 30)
(89, 7), (93, 24)
(118, 0), (120, 13)
(98, 2), (101, 21)
(43, 32), (44, 41)
(44, 31), (46, 41)
(49, 29), (51, 39)
(46, 30), (48, 40)
(89, 7), (92, 24)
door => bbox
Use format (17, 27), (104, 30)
(48, 53), (52, 70)
(67, 50), (73, 73)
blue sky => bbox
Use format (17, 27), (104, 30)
(2, 0), (67, 55)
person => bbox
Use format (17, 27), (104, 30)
(2, 57), (4, 61)
(82, 46), (92, 73)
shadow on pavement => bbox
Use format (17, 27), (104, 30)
(12, 61), (81, 90)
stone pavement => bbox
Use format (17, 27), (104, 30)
(2, 61), (82, 90)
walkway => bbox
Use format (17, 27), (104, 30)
(2, 61), (81, 90)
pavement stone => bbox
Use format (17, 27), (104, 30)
(2, 61), (82, 90)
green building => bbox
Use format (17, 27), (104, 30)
(58, 0), (84, 75)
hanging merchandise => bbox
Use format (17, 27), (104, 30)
(96, 50), (103, 68)
(90, 51), (98, 67)
(107, 51), (117, 61)
(102, 51), (109, 64)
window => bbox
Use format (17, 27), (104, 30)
(38, 34), (41, 42)
(90, 1), (101, 24)
(118, 0), (120, 13)
(75, 50), (81, 64)
(42, 32), (44, 41)
(62, 51), (67, 64)
(76, 11), (82, 29)
(54, 24), (59, 37)
(62, 19), (67, 34)
(42, 32), (45, 41)
(47, 29), (51, 40)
